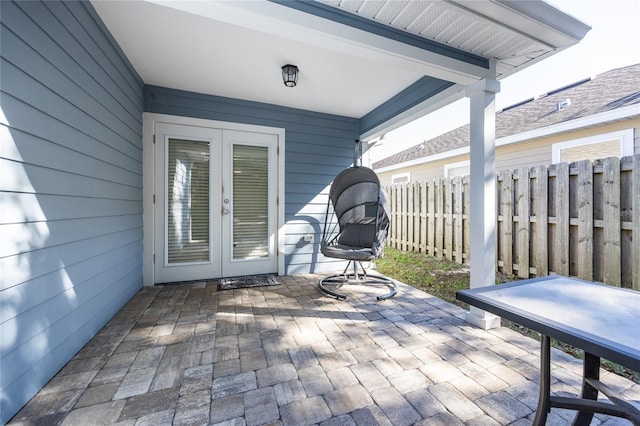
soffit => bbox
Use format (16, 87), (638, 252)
(316, 0), (589, 79)
(92, 0), (589, 125)
(320, 0), (547, 61)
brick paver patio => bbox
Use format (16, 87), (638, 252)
(8, 275), (639, 425)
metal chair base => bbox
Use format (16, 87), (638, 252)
(318, 261), (397, 301)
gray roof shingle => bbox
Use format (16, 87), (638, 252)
(373, 63), (640, 170)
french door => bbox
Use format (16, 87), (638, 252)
(154, 123), (278, 283)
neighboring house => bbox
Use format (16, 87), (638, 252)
(1, 1), (589, 422)
(374, 64), (640, 185)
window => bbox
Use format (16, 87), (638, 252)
(391, 172), (410, 184)
(232, 144), (269, 259)
(444, 160), (470, 178)
(167, 138), (210, 264)
(552, 129), (633, 164)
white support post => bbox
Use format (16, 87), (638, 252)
(465, 78), (501, 330)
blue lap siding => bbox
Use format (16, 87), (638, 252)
(0, 1), (144, 422)
(2, 1), (362, 422)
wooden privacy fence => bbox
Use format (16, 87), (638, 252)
(384, 155), (640, 290)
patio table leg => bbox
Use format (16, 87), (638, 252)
(533, 334), (551, 426)
(572, 351), (599, 425)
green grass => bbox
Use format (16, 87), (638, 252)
(375, 248), (469, 308)
(375, 247), (640, 384)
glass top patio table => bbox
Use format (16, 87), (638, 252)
(457, 276), (640, 425)
(456, 275), (639, 370)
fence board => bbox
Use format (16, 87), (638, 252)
(387, 185), (392, 247)
(384, 155), (638, 289)
(555, 162), (570, 276)
(427, 180), (436, 256)
(602, 157), (621, 285)
(577, 160), (594, 280)
(435, 179), (444, 259)
(420, 181), (427, 253)
(499, 170), (513, 275)
(408, 183), (415, 252)
(444, 178), (453, 261)
(633, 155), (640, 290)
(392, 185), (399, 249)
(413, 182), (422, 251)
(533, 165), (548, 276)
(454, 177), (463, 263)
(517, 167), (530, 278)
(463, 177), (471, 264)
(401, 184), (408, 251)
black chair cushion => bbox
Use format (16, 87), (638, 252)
(321, 242), (376, 262)
(337, 223), (375, 248)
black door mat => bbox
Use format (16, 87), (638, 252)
(217, 274), (280, 291)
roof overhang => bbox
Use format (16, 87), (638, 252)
(91, 0), (590, 138)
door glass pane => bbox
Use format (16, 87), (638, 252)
(167, 139), (210, 263)
(233, 145), (269, 259)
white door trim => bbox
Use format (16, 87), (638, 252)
(142, 112), (286, 285)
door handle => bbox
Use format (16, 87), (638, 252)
(222, 198), (230, 215)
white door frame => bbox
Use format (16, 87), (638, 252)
(142, 112), (286, 286)
(221, 130), (278, 277)
(154, 123), (223, 283)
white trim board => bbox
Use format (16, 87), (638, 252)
(551, 129), (634, 163)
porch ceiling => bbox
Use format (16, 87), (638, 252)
(91, 0), (589, 135)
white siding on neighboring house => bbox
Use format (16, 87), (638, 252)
(495, 139), (551, 170)
(0, 1), (144, 422)
(377, 119), (639, 185)
(377, 156), (464, 186)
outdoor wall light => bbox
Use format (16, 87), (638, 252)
(281, 64), (299, 87)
